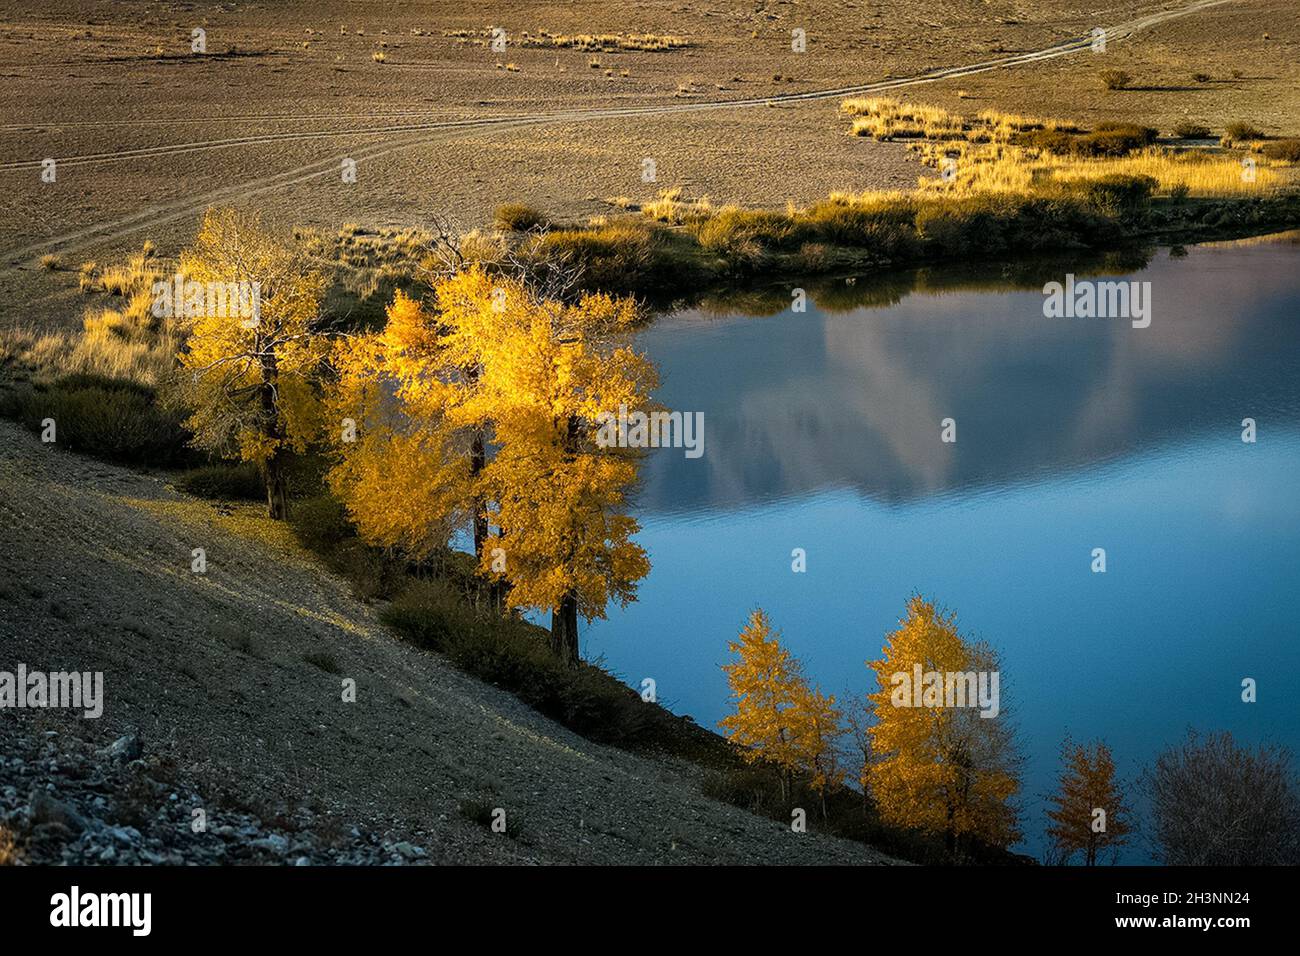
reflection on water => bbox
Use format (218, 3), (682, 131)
(587, 231), (1300, 862)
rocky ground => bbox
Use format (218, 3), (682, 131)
(0, 421), (903, 865)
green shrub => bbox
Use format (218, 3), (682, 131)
(1016, 124), (1156, 157)
(494, 203), (549, 232)
(525, 221), (667, 289)
(288, 494), (404, 600)
(1173, 121), (1212, 139)
(289, 494), (355, 552)
(1076, 123), (1158, 156)
(1014, 128), (1079, 155)
(1, 374), (192, 466)
(1065, 174), (1158, 216)
(176, 461), (263, 500)
(1261, 139), (1300, 162)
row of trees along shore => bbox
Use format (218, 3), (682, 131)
(170, 209), (655, 664)
(721, 597), (1298, 865)
(168, 210), (1298, 864)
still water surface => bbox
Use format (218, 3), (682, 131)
(587, 233), (1300, 862)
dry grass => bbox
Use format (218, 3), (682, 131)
(641, 187), (713, 224)
(844, 98), (1292, 199)
(2, 243), (178, 387)
(0, 825), (21, 865)
(841, 97), (1075, 143)
(446, 29), (691, 52)
(913, 139), (1283, 199)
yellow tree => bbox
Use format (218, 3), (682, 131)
(866, 596), (1022, 856)
(172, 208), (328, 518)
(325, 289), (481, 559)
(720, 610), (808, 801)
(792, 686), (846, 818)
(325, 265), (657, 662)
(474, 274), (656, 664)
(1045, 738), (1133, 865)
(720, 609), (844, 807)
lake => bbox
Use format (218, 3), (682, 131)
(585, 231), (1300, 863)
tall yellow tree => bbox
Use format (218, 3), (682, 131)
(792, 686), (846, 818)
(326, 264), (657, 663)
(325, 289), (482, 560)
(1045, 737), (1133, 865)
(474, 274), (656, 664)
(720, 610), (808, 800)
(172, 208), (328, 518)
(866, 596), (1022, 855)
(720, 609), (845, 806)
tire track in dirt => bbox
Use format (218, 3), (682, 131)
(0, 0), (1236, 264)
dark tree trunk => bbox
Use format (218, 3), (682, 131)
(470, 427), (488, 558)
(546, 413), (584, 665)
(265, 450), (289, 521)
(258, 349), (288, 520)
(549, 591), (580, 667)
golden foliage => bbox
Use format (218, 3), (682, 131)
(328, 265), (658, 641)
(173, 208), (328, 473)
(720, 609), (844, 801)
(1045, 738), (1133, 865)
(866, 596), (1022, 851)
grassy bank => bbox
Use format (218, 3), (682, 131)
(298, 184), (1300, 314)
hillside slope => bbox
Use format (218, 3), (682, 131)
(0, 422), (900, 865)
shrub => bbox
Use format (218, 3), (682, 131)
(692, 206), (805, 258)
(176, 461), (264, 500)
(524, 220), (668, 289)
(1173, 121), (1212, 139)
(1261, 138), (1300, 162)
(289, 493), (355, 552)
(1191, 72), (1212, 83)
(494, 203), (549, 232)
(458, 798), (523, 837)
(1224, 121), (1265, 142)
(1065, 174), (1158, 216)
(1147, 731), (1300, 865)
(289, 494), (404, 600)
(1076, 123), (1158, 157)
(1099, 69), (1131, 91)
(1, 374), (191, 466)
(1016, 124), (1156, 157)
(1014, 128), (1079, 155)
(382, 580), (658, 745)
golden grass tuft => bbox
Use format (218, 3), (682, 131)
(641, 187), (713, 223)
(842, 97), (1287, 199)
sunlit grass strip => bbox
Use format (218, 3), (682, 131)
(841, 97), (1076, 143)
(444, 29), (692, 51)
(912, 141), (1284, 198)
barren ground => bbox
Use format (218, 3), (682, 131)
(1, 0), (1298, 328)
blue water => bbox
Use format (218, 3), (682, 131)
(584, 233), (1300, 862)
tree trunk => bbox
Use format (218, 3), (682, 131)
(470, 428), (488, 558)
(258, 343), (288, 520)
(264, 449), (289, 521)
(549, 591), (580, 667)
